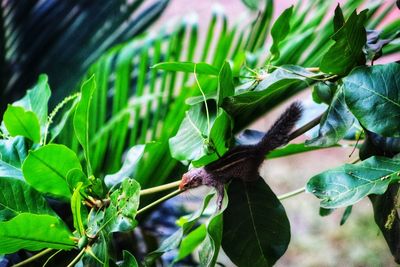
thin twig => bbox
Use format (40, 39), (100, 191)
(12, 248), (53, 267)
(137, 189), (183, 215)
(289, 113), (323, 140)
(66, 248), (86, 267)
(278, 187), (306, 201)
(140, 180), (181, 195)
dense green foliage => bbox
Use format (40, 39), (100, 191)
(0, 0), (399, 266)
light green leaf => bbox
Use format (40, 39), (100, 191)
(13, 74), (51, 128)
(217, 61), (234, 107)
(0, 213), (75, 253)
(152, 62), (219, 76)
(74, 76), (96, 175)
(22, 144), (82, 199)
(270, 6), (293, 61)
(344, 63), (400, 137)
(222, 177), (290, 267)
(121, 250), (138, 267)
(307, 156), (400, 208)
(71, 182), (85, 236)
(3, 106), (41, 143)
(174, 225), (207, 263)
(320, 9), (367, 75)
(0, 177), (56, 221)
(306, 86), (355, 146)
(66, 168), (90, 190)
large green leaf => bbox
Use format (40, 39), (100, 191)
(307, 156), (400, 208)
(74, 76), (96, 175)
(0, 137), (28, 168)
(22, 144), (82, 199)
(3, 106), (41, 143)
(13, 74), (51, 128)
(217, 61), (234, 107)
(344, 63), (400, 137)
(270, 6), (293, 61)
(174, 225), (206, 263)
(320, 8), (367, 75)
(0, 213), (75, 253)
(222, 177), (290, 267)
(0, 177), (56, 221)
(306, 86), (355, 146)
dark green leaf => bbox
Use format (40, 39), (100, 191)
(217, 61), (234, 107)
(340, 206), (353, 225)
(13, 74), (51, 128)
(320, 9), (367, 75)
(307, 156), (400, 208)
(344, 63), (400, 137)
(306, 87), (355, 146)
(0, 213), (75, 253)
(3, 106), (41, 143)
(333, 4), (345, 32)
(22, 144), (82, 199)
(222, 177), (290, 267)
(0, 177), (56, 221)
(312, 82), (336, 104)
(120, 250), (138, 267)
(270, 6), (293, 61)
(74, 76), (96, 175)
(320, 207), (335, 217)
(152, 62), (219, 76)
(369, 184), (400, 264)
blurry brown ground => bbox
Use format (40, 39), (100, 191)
(153, 0), (400, 266)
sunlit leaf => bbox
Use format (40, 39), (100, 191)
(3, 106), (41, 143)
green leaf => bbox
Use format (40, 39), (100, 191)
(0, 160), (23, 180)
(217, 61), (234, 107)
(104, 144), (147, 188)
(71, 182), (85, 236)
(152, 62), (219, 76)
(0, 213), (75, 253)
(66, 168), (90, 190)
(222, 177), (290, 267)
(270, 6), (293, 61)
(120, 250), (138, 267)
(144, 193), (214, 265)
(320, 9), (367, 75)
(241, 0), (261, 10)
(169, 103), (214, 163)
(74, 76), (96, 175)
(306, 87), (355, 146)
(333, 4), (345, 32)
(340, 206), (352, 225)
(199, 188), (228, 267)
(0, 177), (56, 221)
(174, 225), (207, 263)
(307, 156), (400, 209)
(22, 144), (82, 199)
(103, 178), (140, 233)
(312, 82), (336, 104)
(0, 137), (28, 168)
(343, 63), (400, 137)
(3, 106), (41, 143)
(13, 74), (51, 128)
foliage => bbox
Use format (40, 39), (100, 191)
(0, 0), (399, 266)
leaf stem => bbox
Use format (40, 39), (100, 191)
(194, 64), (211, 134)
(66, 248), (86, 267)
(278, 187), (306, 200)
(289, 113), (323, 141)
(140, 180), (181, 195)
(12, 248), (53, 267)
(137, 189), (183, 215)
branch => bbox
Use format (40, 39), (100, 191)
(12, 248), (53, 267)
(140, 180), (181, 196)
(289, 113), (323, 141)
(278, 187), (306, 200)
(137, 189), (183, 215)
(66, 248), (86, 267)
